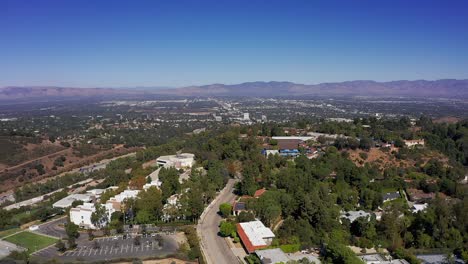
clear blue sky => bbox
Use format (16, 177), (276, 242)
(1, 0), (467, 87)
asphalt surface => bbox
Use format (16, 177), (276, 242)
(34, 217), (68, 239)
(32, 217), (179, 262)
(198, 179), (240, 264)
(33, 233), (179, 262)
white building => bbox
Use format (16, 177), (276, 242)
(411, 203), (428, 213)
(265, 149), (279, 156)
(70, 203), (97, 229)
(143, 181), (161, 190)
(86, 189), (105, 199)
(340, 210), (371, 223)
(156, 153), (195, 169)
(162, 194), (182, 221)
(237, 220), (275, 253)
(243, 113), (250, 121)
(360, 254), (409, 264)
(404, 139), (425, 148)
(53, 193), (93, 209)
(105, 189), (140, 212)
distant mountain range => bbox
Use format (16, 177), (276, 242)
(1, 79), (468, 101)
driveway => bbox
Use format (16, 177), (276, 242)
(198, 179), (240, 264)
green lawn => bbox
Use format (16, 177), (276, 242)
(0, 227), (21, 238)
(3, 231), (58, 253)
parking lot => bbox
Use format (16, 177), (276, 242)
(33, 233), (179, 262)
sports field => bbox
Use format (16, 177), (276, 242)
(3, 231), (58, 253)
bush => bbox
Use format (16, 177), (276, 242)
(219, 221), (236, 237)
(219, 203), (232, 218)
(359, 152), (368, 160)
(279, 243), (300, 253)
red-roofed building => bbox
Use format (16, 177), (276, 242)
(236, 221), (275, 253)
(254, 188), (267, 198)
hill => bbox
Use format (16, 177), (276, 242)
(163, 79), (468, 98)
(2, 79), (468, 101)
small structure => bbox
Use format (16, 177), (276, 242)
(236, 220), (275, 253)
(52, 193), (93, 209)
(404, 139), (425, 148)
(156, 153), (195, 169)
(86, 189), (105, 199)
(411, 203), (428, 213)
(340, 210), (371, 223)
(232, 201), (248, 216)
(360, 254), (410, 264)
(143, 180), (161, 190)
(162, 193), (181, 221)
(383, 191), (400, 203)
(263, 149), (279, 156)
(254, 188), (267, 198)
(70, 202), (97, 229)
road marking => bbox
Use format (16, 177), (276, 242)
(71, 251), (76, 256)
(99, 247), (103, 254)
(94, 249), (97, 255)
(120, 246), (123, 253)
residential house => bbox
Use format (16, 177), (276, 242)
(340, 210), (371, 223)
(156, 153), (195, 169)
(360, 254), (410, 264)
(237, 220), (275, 253)
(383, 191), (401, 203)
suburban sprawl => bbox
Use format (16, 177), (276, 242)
(0, 96), (467, 264)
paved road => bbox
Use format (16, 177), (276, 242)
(34, 216), (68, 239)
(198, 179), (240, 264)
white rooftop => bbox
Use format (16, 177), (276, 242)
(111, 189), (140, 203)
(340, 210), (371, 223)
(86, 189), (105, 195)
(412, 203), (428, 213)
(239, 220), (275, 247)
(53, 193), (93, 208)
(73, 202), (96, 211)
(143, 180), (161, 190)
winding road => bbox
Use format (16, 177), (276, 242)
(198, 179), (240, 264)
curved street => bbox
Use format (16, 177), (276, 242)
(198, 179), (240, 264)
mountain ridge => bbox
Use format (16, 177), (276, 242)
(1, 79), (468, 100)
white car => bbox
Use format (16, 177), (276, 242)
(29, 225), (39, 231)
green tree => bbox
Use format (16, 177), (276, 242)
(219, 203), (232, 218)
(91, 203), (108, 229)
(65, 222), (80, 239)
(135, 186), (163, 221)
(219, 221), (236, 237)
(55, 239), (66, 252)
